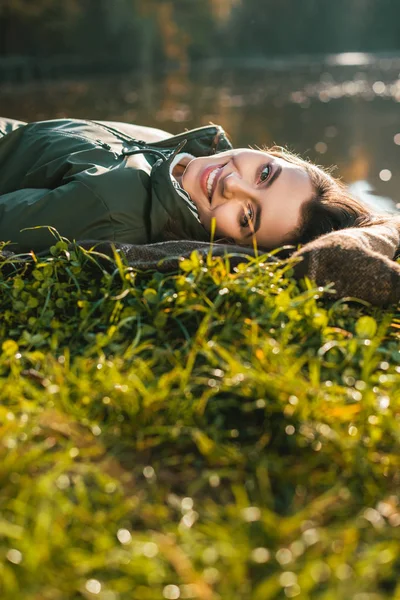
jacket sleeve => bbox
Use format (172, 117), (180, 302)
(0, 181), (124, 253)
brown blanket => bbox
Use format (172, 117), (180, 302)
(291, 216), (400, 306)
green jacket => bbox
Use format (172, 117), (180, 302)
(0, 117), (232, 252)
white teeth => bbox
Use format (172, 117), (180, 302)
(206, 167), (221, 199)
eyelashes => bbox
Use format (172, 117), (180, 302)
(259, 163), (272, 183)
(239, 162), (273, 230)
(240, 204), (254, 228)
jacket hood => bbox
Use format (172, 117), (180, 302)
(148, 124), (233, 241)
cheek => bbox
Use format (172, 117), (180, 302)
(210, 205), (241, 238)
(181, 158), (200, 193)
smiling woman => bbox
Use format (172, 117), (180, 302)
(177, 149), (314, 248)
(0, 116), (373, 254)
(173, 144), (373, 251)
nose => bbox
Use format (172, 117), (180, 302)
(222, 173), (249, 200)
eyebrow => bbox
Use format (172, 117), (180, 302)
(245, 163), (282, 238)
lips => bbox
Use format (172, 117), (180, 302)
(200, 164), (224, 204)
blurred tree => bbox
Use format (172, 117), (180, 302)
(1, 0), (400, 78)
(228, 0), (400, 56)
(0, 0), (81, 55)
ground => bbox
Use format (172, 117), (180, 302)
(0, 239), (399, 600)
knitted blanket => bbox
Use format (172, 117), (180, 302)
(75, 217), (400, 307)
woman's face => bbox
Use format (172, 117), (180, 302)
(179, 149), (314, 248)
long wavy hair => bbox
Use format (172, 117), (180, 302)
(264, 146), (381, 250)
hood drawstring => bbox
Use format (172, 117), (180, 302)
(121, 147), (168, 160)
(121, 138), (188, 161)
(90, 119), (188, 165)
(89, 122), (200, 225)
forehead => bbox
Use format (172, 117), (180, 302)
(254, 154), (314, 248)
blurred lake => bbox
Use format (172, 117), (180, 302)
(1, 52), (399, 213)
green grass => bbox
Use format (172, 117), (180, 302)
(0, 240), (399, 600)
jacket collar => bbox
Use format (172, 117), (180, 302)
(149, 124), (233, 241)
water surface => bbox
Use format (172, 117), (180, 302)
(1, 53), (399, 212)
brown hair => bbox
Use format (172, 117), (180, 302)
(264, 146), (379, 249)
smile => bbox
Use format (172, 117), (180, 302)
(201, 164), (224, 203)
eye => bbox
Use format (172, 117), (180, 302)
(259, 164), (271, 183)
(240, 204), (254, 228)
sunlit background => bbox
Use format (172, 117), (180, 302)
(1, 0), (400, 211)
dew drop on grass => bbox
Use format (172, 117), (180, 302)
(276, 548), (292, 565)
(181, 497), (193, 511)
(143, 465), (155, 479)
(6, 549), (22, 564)
(85, 579), (101, 594)
(363, 507), (384, 526)
(284, 583), (301, 597)
(92, 425), (101, 436)
(290, 540), (305, 557)
(389, 514), (400, 527)
(279, 571), (297, 587)
(47, 384), (60, 394)
(105, 482), (117, 493)
(319, 424), (331, 437)
(143, 542), (158, 557)
(209, 474), (220, 487)
(4, 438), (16, 449)
(348, 389), (362, 402)
(163, 584), (180, 599)
(212, 369), (224, 377)
(241, 506), (261, 522)
(377, 502), (393, 517)
(378, 396), (390, 410)
(251, 547), (270, 563)
(56, 474), (70, 490)
(302, 528), (320, 546)
(117, 528), (132, 544)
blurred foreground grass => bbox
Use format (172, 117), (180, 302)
(0, 241), (399, 600)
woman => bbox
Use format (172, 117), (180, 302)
(0, 116), (372, 254)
